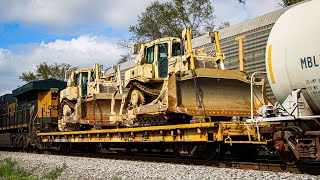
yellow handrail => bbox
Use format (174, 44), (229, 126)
(186, 28), (195, 70)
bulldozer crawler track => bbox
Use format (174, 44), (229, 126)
(122, 81), (161, 113)
(132, 82), (161, 97)
(134, 115), (168, 127)
(58, 99), (76, 119)
(58, 99), (81, 131)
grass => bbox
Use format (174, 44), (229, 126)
(112, 176), (122, 180)
(42, 163), (66, 180)
(0, 158), (35, 180)
(0, 158), (67, 180)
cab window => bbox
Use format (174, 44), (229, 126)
(158, 43), (168, 78)
(145, 46), (155, 64)
(81, 72), (88, 96)
(74, 73), (80, 86)
(91, 72), (95, 81)
(172, 42), (181, 56)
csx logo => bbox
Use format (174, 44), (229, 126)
(48, 105), (58, 110)
(301, 56), (319, 69)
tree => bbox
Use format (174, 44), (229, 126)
(20, 72), (38, 83)
(117, 38), (134, 64)
(217, 21), (230, 30)
(278, 0), (304, 7)
(129, 0), (216, 41)
(117, 53), (132, 64)
(19, 62), (73, 83)
(238, 0), (304, 7)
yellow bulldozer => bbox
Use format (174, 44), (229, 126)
(120, 28), (266, 126)
(58, 64), (122, 131)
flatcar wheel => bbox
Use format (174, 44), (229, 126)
(277, 150), (300, 165)
(201, 143), (221, 161)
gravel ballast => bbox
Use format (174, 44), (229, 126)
(0, 151), (318, 180)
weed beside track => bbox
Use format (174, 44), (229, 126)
(0, 158), (66, 180)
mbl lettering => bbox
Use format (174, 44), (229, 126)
(301, 56), (319, 69)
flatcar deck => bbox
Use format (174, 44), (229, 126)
(37, 122), (275, 144)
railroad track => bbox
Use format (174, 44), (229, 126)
(1, 147), (319, 175)
(38, 150), (320, 175)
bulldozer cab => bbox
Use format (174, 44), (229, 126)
(144, 42), (169, 78)
(65, 63), (109, 98)
(127, 28), (224, 86)
(137, 38), (182, 79)
(72, 70), (93, 97)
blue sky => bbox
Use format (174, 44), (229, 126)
(0, 0), (282, 95)
(0, 22), (75, 48)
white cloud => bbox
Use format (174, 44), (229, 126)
(0, 0), (157, 33)
(0, 36), (125, 95)
(0, 48), (21, 95)
(212, 0), (281, 25)
(25, 36), (123, 66)
(0, 0), (282, 33)
(244, 0), (282, 20)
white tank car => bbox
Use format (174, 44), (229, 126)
(266, 0), (320, 115)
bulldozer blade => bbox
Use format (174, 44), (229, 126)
(80, 94), (122, 126)
(168, 68), (264, 117)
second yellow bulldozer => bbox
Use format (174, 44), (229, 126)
(58, 64), (122, 131)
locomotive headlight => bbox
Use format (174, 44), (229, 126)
(51, 89), (59, 100)
(51, 89), (58, 96)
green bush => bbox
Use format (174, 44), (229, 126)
(0, 158), (35, 180)
(0, 158), (66, 180)
(42, 163), (66, 180)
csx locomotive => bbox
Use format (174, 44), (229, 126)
(0, 80), (66, 149)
